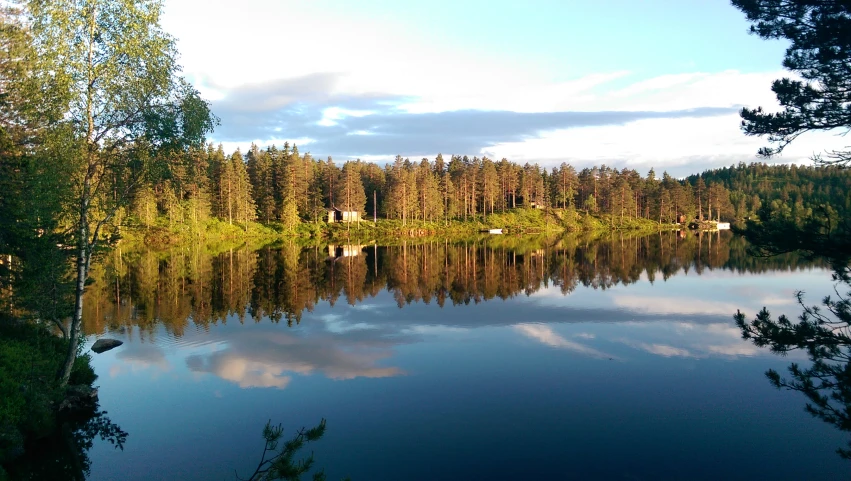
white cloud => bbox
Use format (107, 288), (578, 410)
(397, 71), (631, 114)
(111, 343), (171, 377)
(515, 323), (612, 359)
(214, 358), (293, 389)
(617, 339), (694, 358)
(612, 321), (808, 360)
(162, 1), (849, 172)
(400, 325), (469, 335)
(320, 313), (377, 334)
(612, 295), (741, 316)
(706, 344), (761, 357)
(484, 113), (848, 173)
(610, 73), (707, 99)
(216, 137), (314, 154)
(186, 329), (403, 389)
(317, 107), (375, 127)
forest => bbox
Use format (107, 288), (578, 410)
(1, 0), (851, 477)
(123, 142), (851, 237)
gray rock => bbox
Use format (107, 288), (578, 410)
(91, 338), (123, 353)
(59, 385), (99, 413)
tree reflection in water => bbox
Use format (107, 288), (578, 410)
(4, 407), (127, 480)
(736, 264), (851, 460)
(81, 231), (821, 338)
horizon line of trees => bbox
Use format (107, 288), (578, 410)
(131, 142), (851, 230)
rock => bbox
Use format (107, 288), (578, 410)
(91, 338), (123, 353)
(59, 385), (99, 413)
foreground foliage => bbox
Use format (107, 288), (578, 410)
(0, 317), (125, 480)
(731, 0), (851, 462)
(735, 267), (851, 458)
(239, 419), (349, 481)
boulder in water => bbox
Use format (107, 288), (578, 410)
(91, 338), (123, 353)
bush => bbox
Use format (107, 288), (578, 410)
(0, 320), (65, 456)
(69, 353), (97, 387)
(0, 317), (100, 467)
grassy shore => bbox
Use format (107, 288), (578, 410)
(116, 208), (679, 250)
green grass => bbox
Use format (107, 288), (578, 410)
(114, 209), (679, 252)
(117, 217), (283, 251)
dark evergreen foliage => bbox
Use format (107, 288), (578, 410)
(732, 0), (851, 162)
(730, 0), (851, 462)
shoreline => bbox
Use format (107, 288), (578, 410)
(115, 209), (685, 251)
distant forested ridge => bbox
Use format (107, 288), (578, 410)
(129, 143), (850, 234)
(688, 162), (851, 227)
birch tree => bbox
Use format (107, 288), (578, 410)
(25, 0), (216, 385)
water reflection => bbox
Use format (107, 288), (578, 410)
(80, 232), (849, 479)
(82, 231), (822, 340)
(3, 408), (126, 480)
(736, 266), (851, 460)
(184, 329), (403, 389)
(514, 323), (614, 359)
(78, 230), (829, 393)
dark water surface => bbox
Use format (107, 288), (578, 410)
(81, 232), (848, 480)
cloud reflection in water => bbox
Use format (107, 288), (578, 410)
(515, 323), (613, 359)
(185, 329), (403, 389)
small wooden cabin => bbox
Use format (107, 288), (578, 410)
(327, 207), (361, 223)
(515, 196), (544, 209)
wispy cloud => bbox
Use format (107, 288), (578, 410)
(616, 339), (694, 358)
(612, 295), (741, 317)
(515, 323), (612, 359)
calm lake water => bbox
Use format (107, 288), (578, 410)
(80, 232), (848, 480)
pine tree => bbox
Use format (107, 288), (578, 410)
(481, 157), (498, 215)
(695, 177), (707, 221)
(230, 150), (255, 224)
(417, 159), (443, 221)
(337, 161), (367, 217)
(247, 144), (274, 223)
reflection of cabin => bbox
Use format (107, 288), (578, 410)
(327, 207), (361, 223)
(716, 222), (730, 230)
(327, 245), (364, 258)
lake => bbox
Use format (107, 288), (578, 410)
(80, 232), (849, 480)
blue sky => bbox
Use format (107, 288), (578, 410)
(162, 0), (847, 176)
(328, 0), (786, 76)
